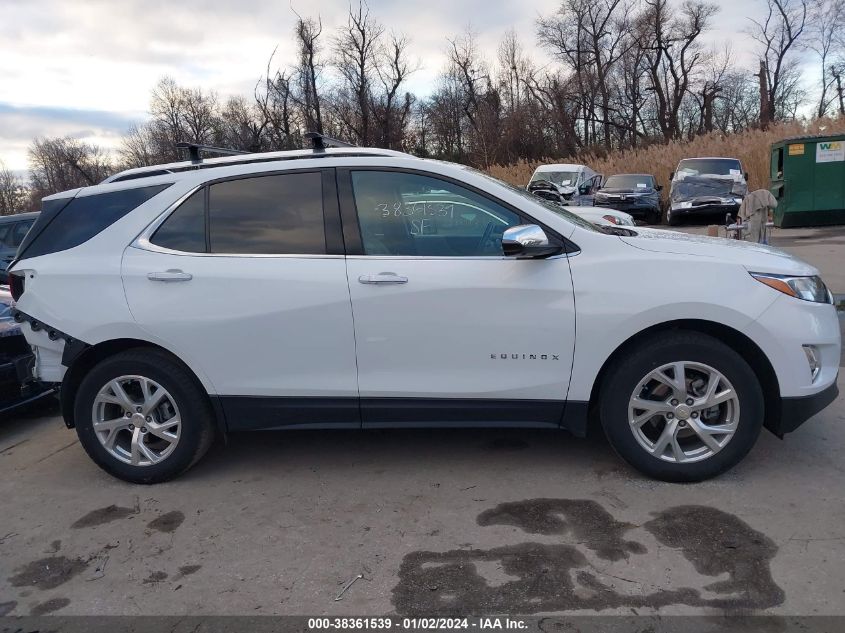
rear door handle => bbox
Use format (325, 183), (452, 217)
(147, 269), (193, 282)
(358, 272), (408, 285)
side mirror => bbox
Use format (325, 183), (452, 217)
(502, 225), (562, 259)
(656, 184), (663, 192)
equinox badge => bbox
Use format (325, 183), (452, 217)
(491, 353), (560, 360)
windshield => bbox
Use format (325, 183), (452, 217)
(603, 175), (654, 190)
(676, 159), (742, 179)
(469, 168), (602, 233)
(530, 171), (580, 187)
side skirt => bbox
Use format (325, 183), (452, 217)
(215, 396), (589, 436)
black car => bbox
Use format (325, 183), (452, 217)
(593, 174), (662, 224)
(0, 286), (55, 414)
(666, 158), (748, 226)
(0, 212), (38, 268)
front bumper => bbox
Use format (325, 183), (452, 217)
(770, 379), (839, 436)
(594, 199), (659, 217)
(670, 202), (739, 217)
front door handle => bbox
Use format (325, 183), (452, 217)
(147, 269), (193, 282)
(358, 272), (408, 285)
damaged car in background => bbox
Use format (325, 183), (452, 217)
(593, 174), (662, 225)
(667, 157), (748, 226)
(526, 180), (634, 227)
(0, 285), (54, 414)
(527, 163), (602, 207)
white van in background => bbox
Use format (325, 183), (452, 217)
(527, 163), (602, 206)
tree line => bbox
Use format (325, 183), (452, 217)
(2, 0), (844, 214)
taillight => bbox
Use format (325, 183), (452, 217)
(602, 214), (621, 225)
(9, 272), (24, 301)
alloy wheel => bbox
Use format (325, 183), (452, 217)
(627, 361), (740, 463)
(91, 375), (181, 466)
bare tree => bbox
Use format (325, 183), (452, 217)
(638, 0), (719, 141)
(0, 161), (29, 216)
(539, 0), (633, 149)
(833, 63), (845, 115)
(256, 49), (300, 150)
(333, 1), (384, 145)
(293, 13), (325, 134)
(748, 0), (809, 122)
(29, 137), (112, 201)
(807, 0), (845, 117)
(372, 33), (416, 149)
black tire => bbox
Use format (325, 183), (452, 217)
(647, 208), (662, 225)
(667, 208), (682, 226)
(599, 331), (764, 482)
(74, 348), (216, 484)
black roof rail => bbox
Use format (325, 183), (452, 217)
(175, 142), (250, 163)
(304, 132), (356, 151)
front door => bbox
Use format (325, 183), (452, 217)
(341, 169), (576, 427)
(122, 169), (359, 430)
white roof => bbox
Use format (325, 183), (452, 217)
(534, 163), (586, 172)
(103, 146), (411, 184)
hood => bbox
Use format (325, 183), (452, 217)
(598, 188), (655, 196)
(670, 176), (746, 202)
(619, 228), (817, 276)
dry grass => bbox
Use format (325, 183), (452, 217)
(487, 118), (845, 194)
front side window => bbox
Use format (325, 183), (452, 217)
(351, 171), (521, 257)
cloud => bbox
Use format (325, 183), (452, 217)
(0, 103), (142, 170)
(0, 0), (818, 171)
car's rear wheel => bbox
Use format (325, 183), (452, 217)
(74, 349), (215, 484)
(599, 332), (764, 482)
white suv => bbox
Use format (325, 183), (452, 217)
(8, 140), (840, 484)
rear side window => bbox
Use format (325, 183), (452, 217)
(150, 190), (207, 253)
(209, 172), (325, 255)
(20, 184), (171, 260)
(150, 172), (326, 255)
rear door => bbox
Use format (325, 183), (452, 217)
(122, 168), (360, 430)
(340, 168), (576, 427)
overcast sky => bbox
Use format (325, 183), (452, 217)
(1, 0), (792, 173)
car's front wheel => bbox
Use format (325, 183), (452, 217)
(646, 208), (661, 225)
(74, 349), (215, 484)
(599, 331), (764, 482)
(667, 207), (682, 226)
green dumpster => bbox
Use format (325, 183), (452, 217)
(769, 134), (845, 227)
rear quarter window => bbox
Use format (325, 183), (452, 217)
(20, 184), (171, 259)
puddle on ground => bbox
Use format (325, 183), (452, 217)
(147, 511), (185, 533)
(393, 499), (784, 615)
(71, 504), (136, 529)
(8, 556), (88, 591)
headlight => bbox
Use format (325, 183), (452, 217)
(673, 201), (692, 209)
(733, 197), (743, 205)
(750, 273), (832, 303)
